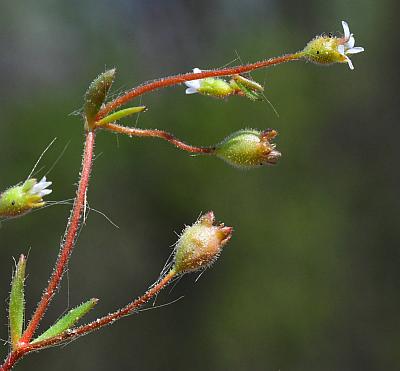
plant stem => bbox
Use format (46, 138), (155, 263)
(20, 131), (97, 344)
(0, 348), (24, 371)
(95, 53), (301, 120)
(102, 123), (215, 154)
(1, 270), (176, 370)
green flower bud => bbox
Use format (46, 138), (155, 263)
(0, 177), (52, 218)
(185, 68), (234, 98)
(215, 129), (281, 169)
(301, 21), (364, 70)
(173, 211), (232, 274)
(84, 68), (116, 129)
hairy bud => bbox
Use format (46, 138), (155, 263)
(215, 129), (281, 169)
(184, 68), (234, 97)
(173, 212), (232, 274)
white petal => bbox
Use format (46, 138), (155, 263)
(342, 21), (350, 39)
(346, 35), (355, 49)
(39, 189), (52, 197)
(346, 47), (364, 54)
(184, 79), (201, 89)
(337, 44), (345, 56)
(185, 87), (199, 94)
(30, 176), (52, 195)
(346, 56), (354, 70)
(184, 68), (203, 94)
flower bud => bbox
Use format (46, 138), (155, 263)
(0, 177), (52, 218)
(173, 211), (232, 274)
(185, 68), (234, 98)
(215, 129), (281, 169)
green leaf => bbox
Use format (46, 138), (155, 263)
(84, 69), (116, 128)
(233, 80), (263, 101)
(96, 106), (147, 126)
(32, 298), (98, 343)
(9, 255), (26, 349)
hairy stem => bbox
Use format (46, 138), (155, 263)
(102, 123), (215, 154)
(0, 348), (24, 371)
(95, 53), (301, 120)
(21, 131), (96, 344)
(1, 269), (176, 369)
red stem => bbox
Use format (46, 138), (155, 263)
(0, 349), (24, 371)
(95, 53), (301, 120)
(1, 270), (176, 370)
(21, 131), (96, 344)
(103, 123), (215, 154)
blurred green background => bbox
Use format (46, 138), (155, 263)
(0, 1), (398, 370)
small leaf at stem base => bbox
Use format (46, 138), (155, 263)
(32, 298), (98, 343)
(9, 254), (26, 350)
(95, 106), (147, 127)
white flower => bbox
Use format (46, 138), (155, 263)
(338, 21), (365, 70)
(184, 68), (203, 94)
(30, 176), (52, 197)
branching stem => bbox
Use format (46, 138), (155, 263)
(0, 270), (176, 370)
(1, 52), (300, 370)
(95, 53), (301, 120)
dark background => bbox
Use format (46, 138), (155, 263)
(0, 1), (399, 370)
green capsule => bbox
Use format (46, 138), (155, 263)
(215, 129), (281, 169)
(173, 212), (232, 274)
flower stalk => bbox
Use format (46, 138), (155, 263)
(102, 123), (216, 154)
(95, 53), (301, 120)
(20, 131), (96, 344)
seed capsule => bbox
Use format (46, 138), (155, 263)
(173, 212), (232, 274)
(215, 129), (281, 169)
